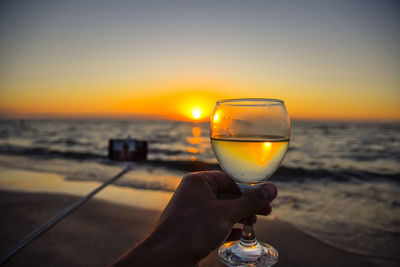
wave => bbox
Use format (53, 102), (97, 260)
(0, 144), (399, 182)
(148, 147), (193, 156)
(0, 144), (104, 160)
(34, 138), (95, 147)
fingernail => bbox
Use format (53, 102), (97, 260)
(261, 184), (275, 200)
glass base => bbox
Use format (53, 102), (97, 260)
(218, 240), (278, 267)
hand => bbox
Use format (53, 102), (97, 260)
(111, 171), (277, 267)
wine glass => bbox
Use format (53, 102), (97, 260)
(210, 98), (290, 266)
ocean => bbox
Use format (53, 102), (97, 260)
(0, 119), (399, 259)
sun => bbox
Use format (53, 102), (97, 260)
(192, 108), (202, 120)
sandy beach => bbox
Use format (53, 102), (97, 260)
(0, 189), (397, 267)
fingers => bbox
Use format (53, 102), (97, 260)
(186, 171), (240, 195)
(225, 228), (242, 242)
(260, 204), (272, 216)
(239, 215), (257, 225)
(222, 183), (277, 223)
(217, 192), (241, 200)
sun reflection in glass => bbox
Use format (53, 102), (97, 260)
(213, 112), (220, 123)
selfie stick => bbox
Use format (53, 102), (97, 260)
(0, 163), (134, 265)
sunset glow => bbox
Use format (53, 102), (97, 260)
(0, 1), (399, 122)
(191, 108), (202, 120)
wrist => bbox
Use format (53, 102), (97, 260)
(115, 225), (197, 267)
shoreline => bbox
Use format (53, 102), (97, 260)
(0, 164), (172, 211)
(1, 153), (399, 183)
(1, 189), (398, 267)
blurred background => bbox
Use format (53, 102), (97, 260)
(0, 0), (399, 261)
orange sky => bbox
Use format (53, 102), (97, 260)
(0, 1), (399, 122)
(1, 81), (399, 122)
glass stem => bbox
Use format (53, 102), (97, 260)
(240, 223), (258, 246)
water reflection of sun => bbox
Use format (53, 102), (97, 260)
(187, 127), (202, 144)
(187, 126), (203, 161)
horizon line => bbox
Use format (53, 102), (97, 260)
(1, 114), (399, 123)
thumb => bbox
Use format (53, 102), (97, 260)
(221, 183), (277, 223)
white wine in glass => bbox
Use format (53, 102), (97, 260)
(211, 138), (289, 184)
(210, 99), (290, 266)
